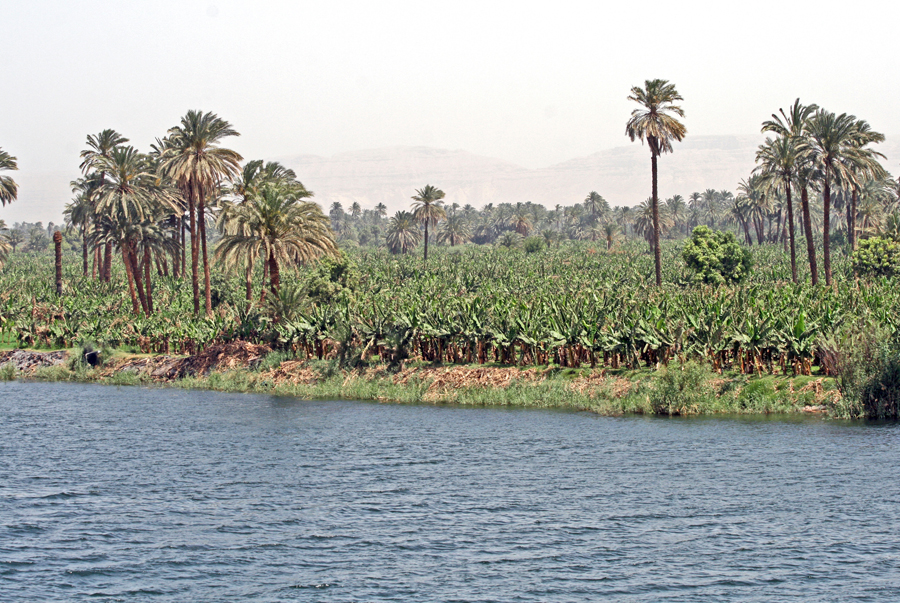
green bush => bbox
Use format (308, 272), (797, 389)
(523, 236), (545, 253)
(648, 361), (716, 414)
(833, 326), (900, 419)
(682, 225), (752, 285)
(851, 237), (900, 278)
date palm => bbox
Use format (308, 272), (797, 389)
(0, 148), (18, 206)
(160, 110), (242, 315)
(626, 79), (686, 285)
(438, 212), (471, 246)
(755, 135), (800, 281)
(762, 100), (819, 283)
(584, 191), (608, 222)
(801, 111), (884, 285)
(80, 130), (129, 281)
(216, 183), (336, 298)
(411, 184), (445, 262)
(385, 210), (421, 254)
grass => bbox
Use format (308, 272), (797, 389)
(7, 348), (842, 417)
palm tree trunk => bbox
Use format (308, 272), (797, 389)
(81, 226), (88, 277)
(92, 245), (98, 280)
(424, 221), (429, 263)
(850, 190), (859, 250)
(245, 255), (253, 303)
(823, 179), (832, 286)
(651, 153), (662, 286)
(198, 187), (212, 315)
(785, 180), (797, 283)
(53, 231), (63, 296)
(260, 259), (269, 303)
(144, 246), (154, 315)
(180, 215), (186, 279)
(188, 182), (200, 314)
(129, 246), (149, 316)
(268, 252), (280, 296)
(122, 247), (140, 314)
(103, 243), (112, 282)
(801, 186), (818, 285)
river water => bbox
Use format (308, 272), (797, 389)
(1, 382), (899, 602)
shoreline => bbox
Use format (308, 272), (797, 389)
(0, 345), (843, 417)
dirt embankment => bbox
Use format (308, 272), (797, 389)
(0, 350), (67, 372)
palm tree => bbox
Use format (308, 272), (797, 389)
(755, 135), (801, 281)
(0, 148), (18, 206)
(385, 210), (421, 254)
(375, 202), (387, 218)
(762, 100), (819, 283)
(160, 110), (242, 314)
(411, 184), (445, 262)
(801, 111), (885, 285)
(438, 212), (471, 246)
(80, 130), (129, 281)
(216, 183), (336, 298)
(584, 191), (608, 222)
(665, 195), (686, 234)
(509, 203), (534, 235)
(64, 187), (95, 276)
(626, 79), (687, 285)
(603, 222), (620, 250)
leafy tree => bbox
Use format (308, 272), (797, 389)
(851, 237), (900, 278)
(682, 225), (752, 285)
(626, 79), (687, 285)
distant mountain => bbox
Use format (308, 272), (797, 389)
(277, 135), (900, 213)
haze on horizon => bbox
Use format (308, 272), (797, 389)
(3, 0), (900, 223)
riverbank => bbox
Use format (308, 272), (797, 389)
(0, 343), (844, 417)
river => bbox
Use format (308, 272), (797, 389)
(1, 381), (899, 601)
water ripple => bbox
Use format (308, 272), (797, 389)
(2, 381), (900, 602)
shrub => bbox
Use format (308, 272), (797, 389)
(648, 361), (716, 414)
(682, 225), (752, 285)
(523, 236), (545, 253)
(851, 237), (900, 278)
(833, 326), (900, 419)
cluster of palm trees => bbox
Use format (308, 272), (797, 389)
(63, 111), (336, 316)
(753, 100), (890, 285)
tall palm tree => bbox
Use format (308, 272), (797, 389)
(845, 119), (888, 250)
(755, 135), (801, 281)
(385, 210), (421, 254)
(375, 202), (387, 218)
(411, 184), (445, 262)
(626, 79), (687, 285)
(80, 130), (129, 281)
(160, 110), (242, 314)
(762, 99), (819, 283)
(0, 148), (18, 206)
(64, 187), (95, 276)
(801, 111), (884, 285)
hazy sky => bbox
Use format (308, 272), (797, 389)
(3, 0), (900, 222)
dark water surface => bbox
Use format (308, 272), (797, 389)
(2, 382), (899, 602)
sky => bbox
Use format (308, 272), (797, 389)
(3, 0), (900, 223)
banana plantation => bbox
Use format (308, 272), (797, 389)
(1, 240), (897, 378)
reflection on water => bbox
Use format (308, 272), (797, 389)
(1, 381), (899, 602)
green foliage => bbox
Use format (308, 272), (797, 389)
(851, 237), (900, 278)
(304, 252), (359, 303)
(648, 362), (716, 414)
(833, 327), (900, 419)
(682, 225), (752, 284)
(523, 236), (545, 254)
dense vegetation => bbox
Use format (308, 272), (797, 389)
(2, 92), (900, 418)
